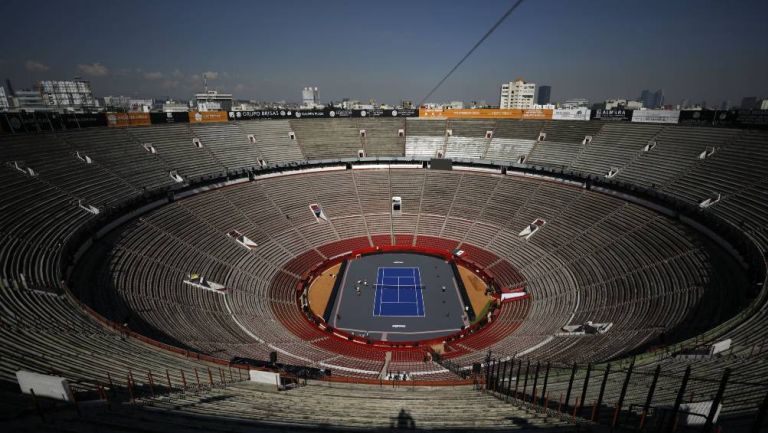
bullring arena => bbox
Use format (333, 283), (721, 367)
(1, 112), (768, 432)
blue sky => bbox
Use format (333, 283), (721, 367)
(2, 0), (766, 105)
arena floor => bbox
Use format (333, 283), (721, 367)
(328, 253), (467, 342)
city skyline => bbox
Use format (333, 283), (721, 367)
(1, 0), (767, 106)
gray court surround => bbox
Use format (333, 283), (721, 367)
(328, 253), (467, 342)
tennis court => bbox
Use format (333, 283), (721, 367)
(373, 267), (425, 317)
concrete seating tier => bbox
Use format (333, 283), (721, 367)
(128, 124), (226, 179)
(356, 118), (406, 156)
(189, 123), (260, 171)
(235, 120), (305, 164)
(289, 118), (361, 160)
(0, 121), (765, 431)
(83, 169), (719, 378)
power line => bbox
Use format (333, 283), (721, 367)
(418, 0), (527, 107)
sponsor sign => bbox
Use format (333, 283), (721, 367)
(1, 112), (109, 132)
(228, 108), (417, 121)
(0, 112), (60, 133)
(63, 113), (107, 129)
(106, 112), (151, 127)
(150, 112), (189, 124)
(591, 109), (633, 121)
(522, 109), (552, 120)
(552, 108), (590, 121)
(631, 110), (680, 124)
(734, 109), (768, 127)
(419, 108), (553, 119)
(678, 110), (735, 127)
(188, 111), (229, 123)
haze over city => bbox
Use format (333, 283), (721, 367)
(2, 0), (767, 106)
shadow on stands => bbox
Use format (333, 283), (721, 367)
(392, 408), (416, 430)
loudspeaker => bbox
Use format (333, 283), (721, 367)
(472, 363), (481, 374)
(269, 351), (277, 364)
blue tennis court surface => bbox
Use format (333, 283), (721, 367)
(373, 267), (425, 317)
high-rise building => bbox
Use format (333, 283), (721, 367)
(0, 86), (9, 111)
(499, 78), (536, 109)
(640, 90), (653, 108)
(536, 85), (551, 105)
(5, 79), (14, 97)
(302, 87), (320, 108)
(38, 79), (96, 111)
(639, 89), (664, 108)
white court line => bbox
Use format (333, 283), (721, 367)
(415, 266), (425, 317)
(373, 267), (425, 317)
(332, 261), (352, 328)
(372, 267), (383, 317)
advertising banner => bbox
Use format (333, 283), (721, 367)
(734, 110), (768, 128)
(62, 113), (108, 129)
(150, 112), (190, 124)
(188, 111), (229, 123)
(677, 110), (735, 127)
(357, 108), (418, 118)
(591, 109), (633, 121)
(0, 112), (52, 133)
(1, 113), (27, 133)
(631, 110), (680, 124)
(106, 112), (151, 127)
(552, 108), (590, 121)
(1, 112), (110, 132)
(418, 108), (552, 120)
(20, 112), (51, 132)
(419, 108), (522, 119)
(229, 108), (418, 121)
(521, 109), (553, 120)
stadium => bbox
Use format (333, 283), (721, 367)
(2, 110), (767, 431)
(2, 1), (768, 432)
